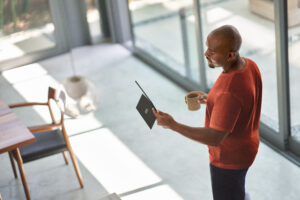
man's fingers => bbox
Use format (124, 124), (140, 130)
(158, 110), (165, 115)
(152, 108), (164, 117)
(198, 98), (207, 101)
(197, 95), (207, 103)
(197, 100), (207, 104)
(152, 108), (158, 117)
(197, 97), (207, 101)
(199, 95), (207, 100)
(154, 109), (166, 115)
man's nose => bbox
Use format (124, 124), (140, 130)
(204, 50), (209, 58)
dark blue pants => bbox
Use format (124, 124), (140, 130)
(210, 164), (248, 200)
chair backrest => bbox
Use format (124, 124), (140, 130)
(47, 87), (67, 125)
(48, 87), (56, 101)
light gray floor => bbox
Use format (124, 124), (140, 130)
(0, 44), (300, 200)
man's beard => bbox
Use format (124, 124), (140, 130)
(206, 57), (216, 68)
(207, 59), (215, 68)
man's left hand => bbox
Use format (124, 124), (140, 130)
(152, 108), (176, 129)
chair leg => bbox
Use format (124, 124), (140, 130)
(15, 148), (31, 200)
(62, 151), (69, 165)
(69, 150), (84, 188)
(68, 148), (84, 188)
(62, 125), (84, 188)
(9, 151), (18, 178)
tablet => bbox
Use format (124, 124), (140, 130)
(135, 81), (156, 129)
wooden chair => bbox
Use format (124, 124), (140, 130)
(8, 87), (84, 188)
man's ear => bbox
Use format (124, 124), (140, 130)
(227, 51), (236, 62)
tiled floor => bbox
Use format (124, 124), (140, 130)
(0, 44), (300, 200)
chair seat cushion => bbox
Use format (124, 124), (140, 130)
(15, 129), (68, 163)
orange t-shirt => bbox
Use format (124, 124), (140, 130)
(205, 57), (262, 170)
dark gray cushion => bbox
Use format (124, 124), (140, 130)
(14, 129), (67, 163)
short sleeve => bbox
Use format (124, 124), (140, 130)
(210, 93), (242, 133)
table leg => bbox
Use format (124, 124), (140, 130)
(9, 151), (18, 178)
(15, 148), (31, 200)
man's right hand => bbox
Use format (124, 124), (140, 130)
(186, 91), (208, 104)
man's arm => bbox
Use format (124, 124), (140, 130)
(152, 109), (229, 147)
(171, 122), (229, 146)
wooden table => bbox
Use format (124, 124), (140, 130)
(0, 98), (35, 200)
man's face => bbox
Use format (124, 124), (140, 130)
(204, 34), (229, 68)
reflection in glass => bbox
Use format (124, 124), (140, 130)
(129, 0), (200, 84)
(85, 0), (102, 44)
(199, 0), (279, 131)
(0, 0), (55, 62)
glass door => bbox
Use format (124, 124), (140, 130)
(198, 0), (279, 132)
(287, 0), (300, 156)
(0, 0), (67, 70)
(128, 0), (202, 85)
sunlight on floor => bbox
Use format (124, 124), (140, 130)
(122, 184), (184, 200)
(206, 7), (233, 24)
(64, 113), (103, 135)
(2, 63), (103, 133)
(162, 0), (193, 11)
(129, 0), (192, 11)
(0, 41), (25, 61)
(70, 128), (162, 194)
(2, 63), (48, 84)
(129, 0), (169, 10)
(0, 24), (55, 62)
(1, 62), (185, 199)
(70, 128), (184, 199)
(2, 64), (60, 123)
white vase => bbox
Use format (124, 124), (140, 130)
(63, 75), (88, 99)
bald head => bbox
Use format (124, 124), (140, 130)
(205, 25), (244, 69)
(209, 25), (242, 52)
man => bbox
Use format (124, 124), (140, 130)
(152, 25), (262, 200)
